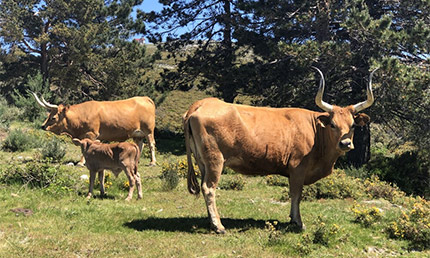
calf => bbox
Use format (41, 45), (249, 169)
(73, 138), (142, 200)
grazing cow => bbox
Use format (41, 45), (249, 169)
(32, 94), (157, 166)
(73, 138), (142, 200)
(184, 68), (378, 233)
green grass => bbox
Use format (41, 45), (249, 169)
(0, 120), (429, 257)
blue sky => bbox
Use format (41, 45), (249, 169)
(132, 0), (163, 42)
(138, 0), (163, 13)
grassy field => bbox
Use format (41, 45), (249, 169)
(0, 90), (429, 257)
(0, 132), (429, 258)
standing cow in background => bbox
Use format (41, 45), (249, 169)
(73, 138), (142, 200)
(32, 94), (157, 166)
(184, 67), (378, 233)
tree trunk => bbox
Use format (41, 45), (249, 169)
(41, 20), (51, 86)
(315, 0), (331, 43)
(220, 0), (236, 103)
(347, 121), (371, 167)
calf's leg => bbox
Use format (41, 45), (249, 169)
(87, 170), (97, 199)
(98, 169), (106, 197)
(134, 171), (143, 200)
(124, 167), (136, 201)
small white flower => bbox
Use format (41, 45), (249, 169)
(80, 174), (89, 180)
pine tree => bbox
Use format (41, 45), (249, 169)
(0, 0), (150, 102)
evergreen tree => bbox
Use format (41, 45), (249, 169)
(145, 0), (429, 166)
(0, 0), (150, 102)
(142, 0), (248, 102)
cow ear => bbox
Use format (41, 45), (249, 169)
(317, 113), (331, 128)
(72, 138), (81, 146)
(354, 113), (370, 127)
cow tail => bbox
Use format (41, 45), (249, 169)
(184, 114), (200, 196)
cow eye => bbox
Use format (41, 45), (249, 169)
(330, 122), (336, 129)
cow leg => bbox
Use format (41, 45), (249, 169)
(98, 169), (106, 198)
(87, 170), (97, 199)
(288, 172), (306, 230)
(125, 168), (136, 201)
(146, 133), (157, 166)
(134, 171), (143, 200)
(201, 159), (225, 234)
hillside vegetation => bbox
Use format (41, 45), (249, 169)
(0, 91), (429, 257)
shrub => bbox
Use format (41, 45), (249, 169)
(265, 221), (283, 246)
(161, 158), (199, 179)
(351, 202), (383, 227)
(0, 98), (22, 130)
(219, 175), (246, 190)
(92, 172), (113, 190)
(265, 175), (289, 187)
(343, 165), (370, 179)
(11, 72), (48, 122)
(1, 129), (39, 152)
(312, 219), (341, 246)
(160, 162), (180, 191)
(222, 166), (237, 175)
(386, 197), (430, 250)
(0, 160), (81, 195)
(363, 175), (406, 204)
(301, 169), (366, 201)
(367, 149), (430, 198)
(41, 137), (67, 161)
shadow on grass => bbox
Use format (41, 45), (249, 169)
(156, 137), (185, 156)
(124, 216), (297, 234)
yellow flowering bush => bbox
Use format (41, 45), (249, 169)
(265, 175), (289, 187)
(121, 180), (130, 190)
(93, 172), (113, 189)
(161, 158), (200, 178)
(302, 169), (366, 200)
(265, 220), (283, 245)
(387, 197), (430, 250)
(364, 175), (406, 203)
(312, 220), (341, 246)
(219, 175), (246, 191)
(351, 202), (382, 227)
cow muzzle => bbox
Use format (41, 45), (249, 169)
(339, 139), (354, 151)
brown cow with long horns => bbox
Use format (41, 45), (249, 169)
(32, 94), (157, 166)
(184, 67), (378, 233)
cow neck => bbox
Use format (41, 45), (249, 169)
(313, 112), (342, 166)
(62, 106), (77, 136)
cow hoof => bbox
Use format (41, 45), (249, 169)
(288, 222), (305, 232)
(125, 198), (132, 201)
(77, 162), (85, 167)
(211, 226), (226, 234)
(215, 228), (226, 234)
(148, 162), (157, 167)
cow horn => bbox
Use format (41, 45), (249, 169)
(353, 68), (378, 113)
(41, 96), (59, 109)
(313, 67), (333, 112)
(31, 91), (48, 109)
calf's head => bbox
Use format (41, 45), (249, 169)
(72, 138), (100, 154)
(313, 67), (377, 153)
